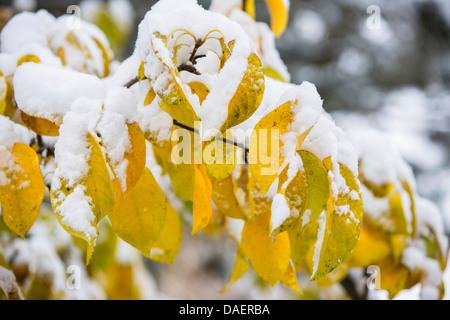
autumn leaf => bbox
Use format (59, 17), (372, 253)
(0, 142), (45, 238)
(241, 212), (290, 286)
(51, 133), (115, 262)
(192, 164), (213, 235)
(109, 168), (167, 258)
(149, 204), (182, 265)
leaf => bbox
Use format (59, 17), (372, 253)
(263, 67), (286, 82)
(264, 0), (289, 37)
(310, 161), (363, 281)
(123, 123), (146, 194)
(16, 55), (40, 66)
(0, 142), (45, 238)
(221, 248), (250, 293)
(280, 262), (301, 293)
(272, 163), (308, 235)
(241, 213), (291, 286)
(188, 81), (210, 104)
(0, 72), (15, 118)
(149, 204), (182, 265)
(347, 222), (391, 267)
(203, 135), (235, 181)
(192, 164), (213, 235)
(20, 111), (60, 136)
(211, 175), (245, 220)
(299, 151), (330, 228)
(109, 168), (167, 258)
(378, 256), (410, 299)
(51, 133), (115, 262)
(152, 33), (199, 126)
(288, 219), (319, 269)
(219, 53), (265, 132)
(244, 0), (256, 19)
(109, 168), (167, 257)
(249, 100), (312, 195)
(164, 162), (195, 202)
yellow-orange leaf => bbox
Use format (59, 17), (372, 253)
(265, 0), (289, 37)
(281, 262), (301, 293)
(192, 164), (213, 235)
(221, 248), (250, 293)
(241, 213), (290, 286)
(109, 168), (167, 257)
(20, 111), (60, 136)
(0, 142), (44, 238)
(123, 123), (146, 194)
(150, 204), (182, 265)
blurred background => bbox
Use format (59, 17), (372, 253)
(0, 0), (449, 300)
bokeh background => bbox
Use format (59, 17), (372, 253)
(0, 0), (449, 300)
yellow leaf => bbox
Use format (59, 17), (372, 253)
(220, 53), (265, 132)
(263, 67), (286, 82)
(265, 0), (289, 37)
(244, 0), (256, 19)
(123, 123), (146, 194)
(273, 164), (308, 235)
(51, 133), (115, 263)
(152, 33), (199, 127)
(192, 164), (213, 235)
(17, 54), (40, 66)
(93, 37), (112, 78)
(188, 81), (210, 105)
(211, 175), (245, 220)
(0, 72), (15, 118)
(150, 204), (182, 265)
(378, 256), (410, 299)
(248, 172), (272, 222)
(0, 142), (44, 238)
(138, 61), (145, 82)
(299, 151), (330, 228)
(109, 168), (166, 257)
(280, 262), (301, 293)
(203, 135), (235, 182)
(221, 248), (250, 293)
(249, 100), (312, 195)
(144, 87), (156, 106)
(241, 213), (290, 286)
(288, 219), (318, 269)
(164, 162), (195, 202)
(347, 222), (391, 267)
(20, 111), (60, 136)
(310, 162), (363, 280)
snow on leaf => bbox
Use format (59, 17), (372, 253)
(219, 53), (265, 132)
(109, 168), (166, 258)
(51, 133), (115, 263)
(310, 162), (363, 281)
(0, 142), (45, 238)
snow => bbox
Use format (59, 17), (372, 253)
(225, 217), (245, 245)
(270, 194), (290, 232)
(13, 63), (106, 124)
(0, 115), (34, 148)
(0, 10), (55, 54)
(135, 0), (255, 138)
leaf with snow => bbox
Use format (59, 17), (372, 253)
(0, 142), (45, 238)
